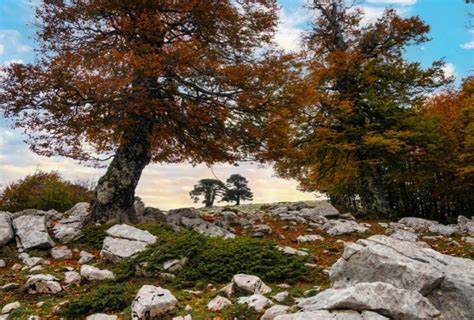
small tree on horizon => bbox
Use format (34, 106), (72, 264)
(221, 174), (253, 205)
(189, 179), (225, 208)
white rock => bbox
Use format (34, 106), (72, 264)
(0, 212), (14, 247)
(275, 310), (388, 320)
(78, 250), (95, 264)
(13, 214), (54, 250)
(428, 224), (458, 236)
(172, 316), (192, 320)
(0, 259), (5, 268)
(464, 236), (474, 244)
(64, 271), (81, 285)
(162, 258), (187, 273)
(106, 224), (156, 244)
(29, 265), (44, 273)
(237, 294), (273, 312)
(297, 203), (339, 222)
(2, 301), (21, 314)
(261, 305), (290, 320)
(101, 237), (148, 262)
(180, 217), (235, 239)
(322, 220), (368, 236)
(25, 274), (62, 294)
(207, 295), (232, 311)
(458, 215), (474, 235)
(398, 217), (438, 230)
(52, 203), (90, 243)
(131, 285), (177, 319)
(80, 265), (115, 281)
(51, 246), (73, 259)
(18, 253), (44, 267)
(277, 246), (308, 256)
(271, 291), (288, 303)
(233, 274), (272, 295)
(85, 314), (118, 320)
(296, 235), (324, 243)
(297, 282), (439, 319)
(330, 235), (474, 319)
(390, 230), (418, 242)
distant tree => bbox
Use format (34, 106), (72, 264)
(221, 174), (253, 205)
(0, 171), (94, 212)
(0, 0), (292, 224)
(190, 179), (225, 208)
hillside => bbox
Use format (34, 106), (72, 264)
(0, 201), (473, 319)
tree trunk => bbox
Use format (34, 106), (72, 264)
(359, 166), (391, 218)
(88, 119), (153, 224)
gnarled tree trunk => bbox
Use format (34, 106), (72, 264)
(88, 119), (153, 224)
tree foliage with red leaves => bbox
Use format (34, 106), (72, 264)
(266, 1), (470, 221)
(0, 0), (294, 223)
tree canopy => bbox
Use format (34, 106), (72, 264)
(189, 178), (225, 208)
(0, 0), (292, 223)
(265, 1), (464, 220)
(221, 174), (253, 205)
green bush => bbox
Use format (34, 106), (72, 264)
(116, 223), (311, 287)
(0, 170), (94, 212)
(57, 283), (133, 318)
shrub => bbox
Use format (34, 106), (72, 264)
(57, 283), (133, 318)
(116, 223), (311, 287)
(0, 170), (94, 212)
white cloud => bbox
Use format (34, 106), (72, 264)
(356, 5), (409, 24)
(0, 30), (33, 56)
(0, 123), (320, 209)
(366, 0), (416, 4)
(460, 41), (474, 50)
(274, 6), (310, 52)
(2, 59), (23, 66)
(442, 63), (456, 79)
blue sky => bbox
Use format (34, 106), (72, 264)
(0, 0), (473, 209)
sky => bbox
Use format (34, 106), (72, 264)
(0, 0), (473, 209)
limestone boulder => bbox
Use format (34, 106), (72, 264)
(0, 212), (14, 247)
(322, 220), (368, 236)
(13, 214), (54, 250)
(330, 235), (474, 319)
(275, 310), (388, 320)
(207, 295), (232, 311)
(297, 282), (439, 320)
(262, 305), (290, 320)
(237, 294), (273, 312)
(458, 215), (474, 235)
(51, 246), (73, 259)
(80, 265), (115, 281)
(131, 285), (177, 319)
(180, 217), (235, 239)
(52, 202), (90, 243)
(100, 224), (157, 262)
(86, 314), (118, 320)
(25, 274), (62, 294)
(232, 274), (272, 295)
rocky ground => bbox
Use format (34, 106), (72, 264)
(0, 201), (473, 319)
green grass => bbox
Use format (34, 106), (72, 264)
(114, 223), (312, 288)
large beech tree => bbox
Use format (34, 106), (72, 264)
(0, 0), (291, 223)
(267, 1), (448, 217)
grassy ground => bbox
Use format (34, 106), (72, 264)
(0, 208), (472, 319)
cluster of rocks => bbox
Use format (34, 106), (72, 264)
(268, 234), (474, 319)
(1, 200), (473, 319)
(0, 203), (90, 253)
